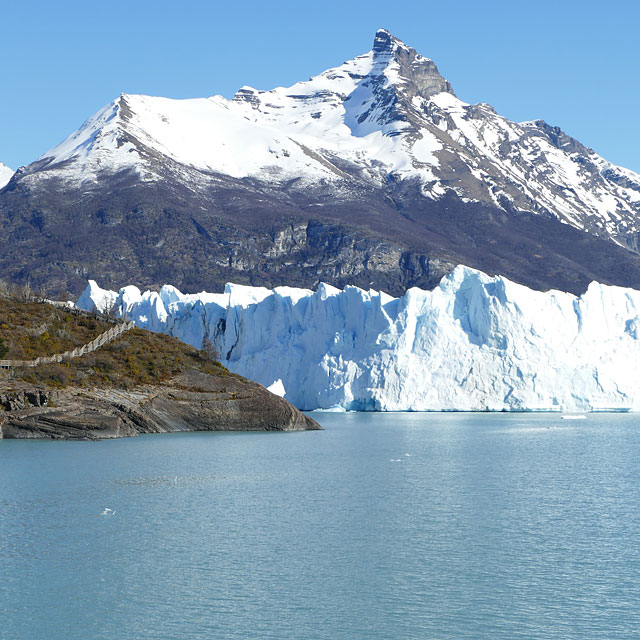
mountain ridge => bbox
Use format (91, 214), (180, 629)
(1, 29), (640, 296)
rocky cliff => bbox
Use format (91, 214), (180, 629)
(0, 369), (319, 440)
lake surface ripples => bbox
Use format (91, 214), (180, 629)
(1, 412), (639, 639)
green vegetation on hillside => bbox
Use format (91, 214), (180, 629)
(0, 299), (108, 360)
(0, 296), (228, 390)
(16, 328), (229, 389)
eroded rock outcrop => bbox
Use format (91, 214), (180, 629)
(0, 369), (319, 440)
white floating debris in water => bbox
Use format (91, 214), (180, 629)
(101, 508), (116, 516)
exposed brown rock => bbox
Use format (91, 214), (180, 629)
(0, 369), (320, 440)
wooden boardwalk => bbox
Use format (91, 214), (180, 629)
(0, 321), (136, 369)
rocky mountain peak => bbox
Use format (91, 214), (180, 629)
(116, 93), (135, 121)
(372, 28), (405, 54)
(371, 29), (454, 100)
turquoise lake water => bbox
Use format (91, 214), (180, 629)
(1, 412), (640, 639)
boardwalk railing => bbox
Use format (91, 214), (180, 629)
(0, 321), (136, 369)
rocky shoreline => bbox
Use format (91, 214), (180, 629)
(0, 368), (320, 440)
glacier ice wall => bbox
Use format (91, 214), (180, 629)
(77, 266), (640, 412)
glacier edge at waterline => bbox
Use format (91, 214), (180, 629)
(76, 266), (640, 412)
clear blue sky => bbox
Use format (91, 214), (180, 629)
(1, 0), (638, 172)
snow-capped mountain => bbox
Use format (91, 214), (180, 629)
(77, 266), (640, 412)
(32, 30), (453, 186)
(2, 29), (640, 295)
(0, 162), (13, 189)
(30, 29), (640, 245)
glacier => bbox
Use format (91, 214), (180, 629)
(76, 266), (640, 412)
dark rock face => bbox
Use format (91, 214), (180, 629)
(372, 29), (454, 100)
(0, 388), (51, 412)
(3, 166), (640, 297)
(0, 371), (320, 440)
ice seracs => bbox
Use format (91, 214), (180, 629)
(76, 280), (118, 314)
(77, 266), (640, 413)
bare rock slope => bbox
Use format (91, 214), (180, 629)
(0, 370), (318, 440)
